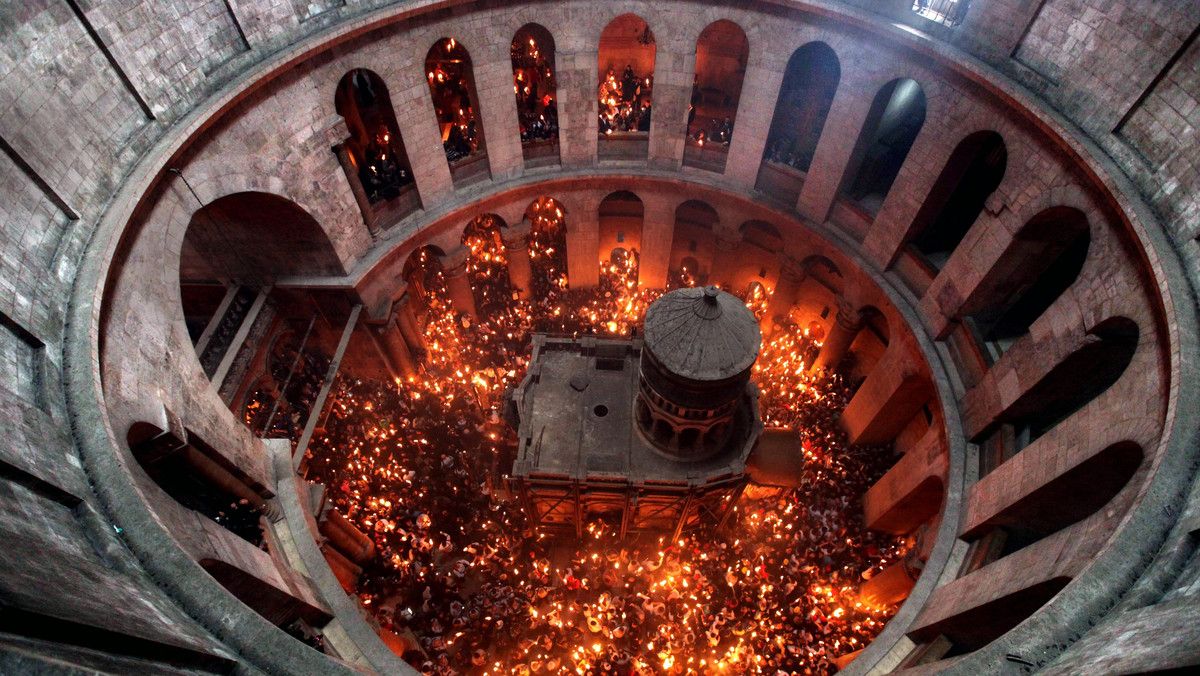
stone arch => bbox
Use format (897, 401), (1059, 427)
(599, 190), (645, 265)
(179, 191), (346, 286)
(333, 68), (417, 218)
(683, 19), (748, 172)
(426, 37), (490, 185)
(968, 441), (1144, 548)
(909, 131), (1008, 268)
(839, 78), (927, 212)
(598, 13), (656, 157)
(512, 23), (560, 166)
(402, 244), (447, 306)
(740, 219), (782, 252)
(756, 41), (841, 202)
(669, 200), (719, 285)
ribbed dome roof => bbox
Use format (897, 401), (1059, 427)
(642, 286), (761, 381)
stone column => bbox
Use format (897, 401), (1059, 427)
(722, 59), (784, 191)
(840, 342), (934, 445)
(648, 40), (692, 170)
(332, 143), (380, 237)
(373, 317), (417, 379)
(811, 297), (863, 374)
(858, 558), (918, 609)
(439, 246), (477, 319)
(761, 256), (806, 338)
(394, 292), (426, 353)
(473, 55), (523, 181)
(502, 220), (534, 297)
(555, 49), (599, 168)
(797, 82), (874, 224)
(637, 195), (675, 290)
(564, 194), (601, 289)
(386, 68), (454, 205)
(708, 227), (742, 287)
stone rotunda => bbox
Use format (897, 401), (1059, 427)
(1, 1), (1200, 675)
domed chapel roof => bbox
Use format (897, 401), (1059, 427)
(642, 286), (762, 381)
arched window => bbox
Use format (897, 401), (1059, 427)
(756, 42), (840, 203)
(669, 200), (718, 287)
(840, 78), (926, 213)
(180, 193), (342, 381)
(334, 68), (419, 228)
(461, 214), (511, 312)
(964, 207), (1090, 359)
(911, 0), (974, 28)
(512, 24), (559, 167)
(684, 20), (748, 172)
(909, 131), (1007, 268)
(426, 38), (489, 185)
(598, 14), (655, 159)
(525, 196), (569, 297)
(402, 245), (447, 308)
(599, 191), (644, 278)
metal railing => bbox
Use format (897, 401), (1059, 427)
(911, 0), (972, 27)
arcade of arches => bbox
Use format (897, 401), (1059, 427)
(2, 2), (1198, 676)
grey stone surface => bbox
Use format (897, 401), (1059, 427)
(642, 285), (761, 380)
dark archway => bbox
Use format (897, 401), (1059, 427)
(512, 24), (559, 166)
(525, 196), (569, 297)
(740, 219), (783, 253)
(599, 191), (645, 266)
(669, 200), (718, 287)
(402, 245), (448, 308)
(180, 191), (345, 285)
(427, 38), (489, 185)
(965, 207), (1090, 359)
(840, 78), (926, 213)
(333, 68), (418, 226)
(598, 14), (656, 159)
(756, 42), (841, 203)
(684, 20), (749, 172)
(909, 131), (1007, 268)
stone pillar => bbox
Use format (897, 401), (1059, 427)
(319, 508), (376, 565)
(555, 49), (599, 168)
(761, 256), (806, 338)
(386, 68), (454, 205)
(859, 558), (918, 609)
(723, 59), (785, 191)
(373, 317), (417, 380)
(637, 196), (675, 290)
(863, 426), (947, 534)
(321, 541), (363, 593)
(439, 246), (477, 319)
(648, 41), (692, 170)
(394, 292), (426, 353)
(861, 125), (948, 270)
(501, 220), (534, 297)
(840, 342), (934, 445)
(797, 82), (874, 224)
(564, 194), (600, 289)
(332, 142), (379, 237)
(473, 56), (523, 181)
(811, 297), (863, 374)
